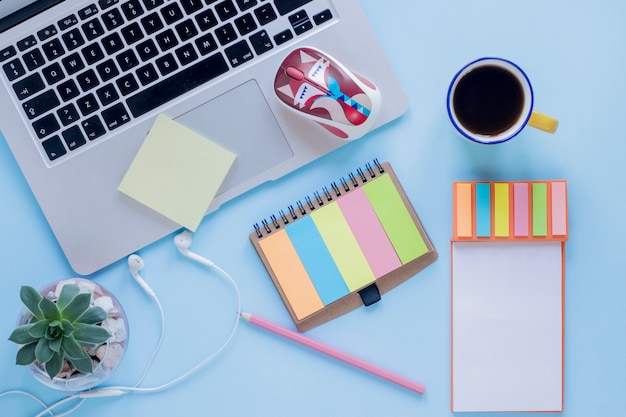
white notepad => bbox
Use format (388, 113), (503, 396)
(451, 181), (567, 412)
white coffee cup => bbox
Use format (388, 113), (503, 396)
(447, 57), (558, 144)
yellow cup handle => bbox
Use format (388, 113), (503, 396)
(527, 110), (558, 133)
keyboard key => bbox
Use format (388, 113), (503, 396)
(37, 25), (58, 41)
(254, 4), (277, 25)
(101, 103), (131, 130)
(79, 4), (99, 20)
(289, 10), (312, 35)
(23, 49), (46, 71)
(215, 0), (238, 21)
(82, 115), (107, 140)
(62, 28), (86, 50)
(224, 40), (253, 67)
(82, 18), (106, 40)
(121, 22), (145, 44)
(23, 90), (61, 120)
(76, 93), (100, 116)
(76, 68), (100, 91)
(102, 32), (125, 54)
(195, 33), (218, 55)
(155, 53), (178, 76)
(62, 52), (86, 75)
(155, 29), (179, 52)
(62, 125), (87, 151)
(42, 135), (67, 161)
(136, 63), (159, 85)
(141, 0), (164, 11)
(249, 30), (272, 55)
(313, 9), (333, 25)
(180, 0), (204, 15)
(236, 0), (257, 12)
(273, 29), (293, 45)
(17, 35), (38, 51)
(175, 43), (198, 65)
(3, 58), (26, 81)
(274, 0), (311, 16)
(32, 114), (60, 138)
(82, 43), (105, 65)
(116, 73), (140, 95)
(161, 3), (184, 24)
(195, 9), (218, 31)
(122, 0), (145, 20)
(137, 39), (160, 60)
(57, 79), (81, 101)
(116, 49), (140, 71)
(215, 23), (238, 45)
(58, 14), (79, 30)
(126, 52), (229, 117)
(42, 38), (66, 60)
(175, 19), (198, 41)
(41, 62), (66, 85)
(234, 13), (257, 36)
(57, 103), (80, 125)
(0, 46), (17, 62)
(13, 73), (46, 100)
(96, 84), (120, 106)
(102, 9), (125, 30)
(140, 12), (164, 34)
(96, 59), (120, 82)
(99, 0), (120, 9)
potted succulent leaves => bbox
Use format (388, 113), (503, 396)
(8, 279), (128, 391)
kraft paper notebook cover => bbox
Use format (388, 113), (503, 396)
(451, 180), (568, 412)
(250, 160), (437, 331)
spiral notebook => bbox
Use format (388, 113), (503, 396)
(250, 160), (437, 331)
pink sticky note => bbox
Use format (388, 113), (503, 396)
(513, 183), (529, 237)
(551, 182), (567, 236)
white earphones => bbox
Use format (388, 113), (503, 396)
(174, 230), (216, 267)
(127, 253), (155, 298)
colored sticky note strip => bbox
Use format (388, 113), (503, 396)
(532, 183), (548, 236)
(476, 183), (491, 237)
(551, 182), (567, 236)
(258, 229), (324, 319)
(118, 115), (236, 231)
(363, 174), (428, 263)
(513, 183), (529, 237)
(494, 183), (509, 237)
(337, 187), (402, 278)
(311, 202), (376, 292)
(455, 183), (473, 238)
(286, 216), (349, 305)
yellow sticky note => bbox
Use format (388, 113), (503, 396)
(119, 115), (236, 231)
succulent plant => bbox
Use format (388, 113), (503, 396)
(8, 284), (112, 379)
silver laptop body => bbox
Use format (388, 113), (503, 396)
(0, 0), (408, 275)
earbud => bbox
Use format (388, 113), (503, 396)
(127, 254), (155, 298)
(174, 230), (215, 267)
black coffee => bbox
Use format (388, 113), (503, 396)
(452, 65), (524, 136)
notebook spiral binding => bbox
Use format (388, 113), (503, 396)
(253, 159), (385, 238)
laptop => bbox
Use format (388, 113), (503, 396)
(0, 0), (408, 275)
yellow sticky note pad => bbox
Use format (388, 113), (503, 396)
(119, 115), (236, 231)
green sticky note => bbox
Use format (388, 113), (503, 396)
(118, 115), (236, 231)
(310, 201), (376, 292)
(532, 183), (548, 236)
(363, 174), (428, 263)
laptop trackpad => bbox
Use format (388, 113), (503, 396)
(175, 80), (293, 194)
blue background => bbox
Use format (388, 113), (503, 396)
(2, 1), (625, 416)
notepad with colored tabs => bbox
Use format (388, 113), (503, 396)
(451, 180), (568, 412)
(118, 115), (236, 231)
(250, 161), (437, 331)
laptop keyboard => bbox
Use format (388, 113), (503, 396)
(0, 0), (335, 163)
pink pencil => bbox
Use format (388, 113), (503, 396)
(240, 312), (425, 394)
